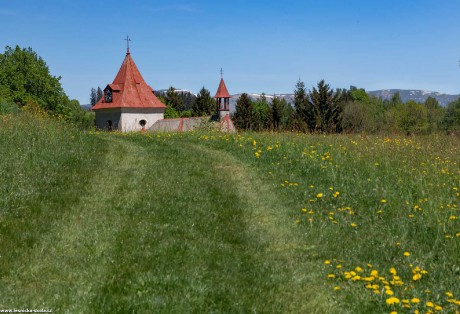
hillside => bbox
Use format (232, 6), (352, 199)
(1, 114), (459, 312)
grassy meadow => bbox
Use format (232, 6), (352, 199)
(0, 113), (459, 313)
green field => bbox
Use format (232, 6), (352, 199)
(0, 114), (459, 313)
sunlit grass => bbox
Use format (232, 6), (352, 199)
(191, 131), (460, 313)
(1, 114), (458, 312)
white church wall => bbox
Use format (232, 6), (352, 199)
(120, 108), (164, 132)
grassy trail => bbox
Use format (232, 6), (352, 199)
(1, 134), (334, 313)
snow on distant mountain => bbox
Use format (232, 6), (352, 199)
(155, 88), (197, 96)
(368, 89), (459, 107)
(228, 93), (294, 112)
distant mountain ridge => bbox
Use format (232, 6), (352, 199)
(367, 89), (459, 107)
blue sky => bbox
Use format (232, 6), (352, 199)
(1, 0), (460, 104)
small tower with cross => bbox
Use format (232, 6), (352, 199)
(214, 68), (231, 121)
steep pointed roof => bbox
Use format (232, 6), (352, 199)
(93, 52), (166, 110)
(214, 78), (231, 98)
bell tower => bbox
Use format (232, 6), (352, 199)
(214, 68), (231, 120)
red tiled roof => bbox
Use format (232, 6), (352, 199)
(93, 52), (166, 110)
(214, 78), (231, 98)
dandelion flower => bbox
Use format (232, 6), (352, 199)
(316, 193), (323, 198)
(386, 297), (400, 305)
(324, 260), (331, 265)
(426, 301), (434, 307)
(411, 298), (420, 304)
(404, 252), (410, 257)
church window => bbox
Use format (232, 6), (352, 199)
(105, 89), (113, 103)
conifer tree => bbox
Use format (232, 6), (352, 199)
(294, 80), (314, 132)
(233, 93), (253, 130)
(192, 87), (215, 116)
(166, 87), (184, 112)
(309, 80), (341, 133)
(96, 87), (103, 102)
(90, 88), (97, 106)
(272, 96), (283, 130)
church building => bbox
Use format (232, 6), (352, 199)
(93, 40), (235, 132)
(92, 45), (166, 132)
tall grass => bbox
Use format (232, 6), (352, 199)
(192, 131), (460, 313)
(1, 115), (458, 313)
(0, 113), (105, 305)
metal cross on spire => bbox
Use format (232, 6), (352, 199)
(125, 35), (131, 54)
(220, 68), (224, 78)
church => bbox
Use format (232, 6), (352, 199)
(92, 42), (235, 132)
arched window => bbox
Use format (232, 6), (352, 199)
(139, 119), (147, 127)
(106, 120), (113, 131)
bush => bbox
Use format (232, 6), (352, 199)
(0, 99), (19, 115)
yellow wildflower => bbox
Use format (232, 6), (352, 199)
(403, 252), (410, 257)
(386, 297), (400, 305)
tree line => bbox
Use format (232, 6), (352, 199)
(0, 45), (94, 128)
(233, 79), (460, 134)
(153, 86), (216, 118)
